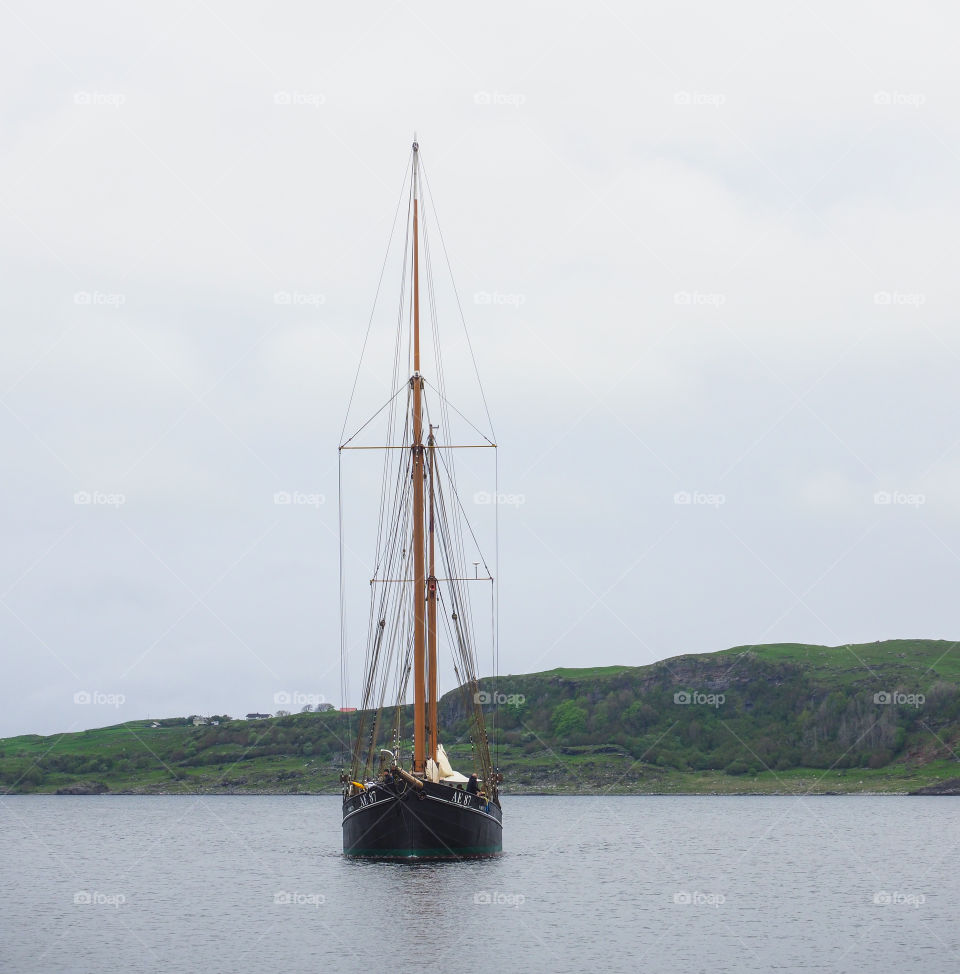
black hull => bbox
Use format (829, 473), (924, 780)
(342, 780), (503, 859)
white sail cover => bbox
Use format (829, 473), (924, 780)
(437, 744), (454, 777)
(437, 744), (469, 784)
(425, 758), (440, 783)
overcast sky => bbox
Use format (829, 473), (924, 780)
(2, 2), (959, 737)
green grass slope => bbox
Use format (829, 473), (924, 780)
(2, 639), (958, 795)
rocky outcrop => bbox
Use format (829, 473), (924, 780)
(909, 778), (960, 795)
(55, 781), (109, 795)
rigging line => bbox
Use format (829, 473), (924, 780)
(429, 444), (477, 660)
(435, 446), (494, 578)
(419, 174), (461, 539)
(420, 167), (451, 414)
(368, 572), (409, 769)
(339, 150), (413, 445)
(424, 240), (473, 608)
(372, 191), (410, 575)
(365, 534), (408, 730)
(419, 155), (497, 442)
(418, 227), (476, 612)
(365, 397), (409, 633)
(378, 478), (412, 641)
(438, 586), (492, 787)
(437, 590), (482, 777)
(437, 576), (474, 695)
(381, 182), (413, 537)
(377, 449), (410, 581)
(434, 475), (482, 683)
(380, 574), (413, 767)
(436, 588), (469, 688)
(418, 198), (472, 600)
(357, 533), (410, 777)
(374, 487), (410, 616)
(338, 450), (349, 717)
(369, 391), (411, 577)
(340, 382), (409, 448)
(424, 437), (485, 756)
(494, 446), (500, 770)
(378, 449), (409, 581)
(428, 454), (480, 710)
(422, 379), (495, 445)
(423, 392), (470, 614)
(363, 575), (406, 775)
(344, 191), (413, 759)
(354, 414), (412, 776)
(421, 199), (451, 429)
(490, 576), (497, 771)
(420, 350), (472, 618)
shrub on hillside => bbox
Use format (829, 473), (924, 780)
(551, 700), (588, 738)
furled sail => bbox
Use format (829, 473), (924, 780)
(437, 744), (469, 784)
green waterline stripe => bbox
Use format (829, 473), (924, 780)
(344, 846), (502, 857)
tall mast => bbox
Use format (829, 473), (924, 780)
(411, 140), (427, 773)
(427, 425), (438, 764)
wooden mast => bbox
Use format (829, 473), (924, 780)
(411, 140), (427, 773)
(427, 424), (438, 764)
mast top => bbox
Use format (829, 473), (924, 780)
(412, 139), (419, 200)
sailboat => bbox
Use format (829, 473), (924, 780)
(339, 140), (503, 859)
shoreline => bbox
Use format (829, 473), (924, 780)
(6, 788), (943, 797)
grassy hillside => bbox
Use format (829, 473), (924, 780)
(2, 639), (959, 795)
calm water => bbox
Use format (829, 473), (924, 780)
(1, 795), (957, 973)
